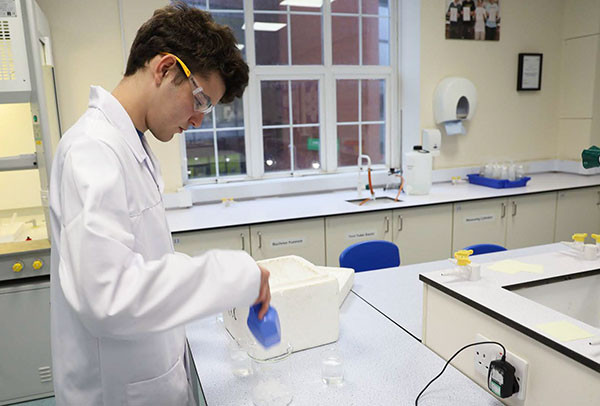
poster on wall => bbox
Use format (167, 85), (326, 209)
(445, 0), (501, 41)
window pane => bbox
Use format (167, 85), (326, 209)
(254, 0), (286, 11)
(332, 0), (358, 14)
(293, 126), (320, 170)
(291, 80), (319, 124)
(332, 16), (359, 65)
(209, 0), (243, 9)
(197, 110), (213, 130)
(290, 14), (322, 65)
(261, 81), (289, 126)
(255, 13), (289, 65)
(186, 131), (216, 178)
(336, 80), (358, 122)
(212, 12), (246, 58)
(362, 124), (384, 165)
(362, 0), (389, 16)
(363, 17), (389, 65)
(263, 128), (291, 172)
(217, 130), (246, 176)
(361, 79), (384, 122)
(187, 0), (207, 8)
(337, 125), (358, 167)
(216, 97), (244, 128)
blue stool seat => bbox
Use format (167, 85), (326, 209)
(463, 243), (507, 256)
(339, 240), (400, 272)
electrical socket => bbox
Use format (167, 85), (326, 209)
(474, 333), (529, 401)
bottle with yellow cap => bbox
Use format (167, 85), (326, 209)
(442, 250), (481, 281)
(561, 233), (587, 252)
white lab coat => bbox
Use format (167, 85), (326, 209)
(48, 86), (260, 406)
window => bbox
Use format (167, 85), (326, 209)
(182, 0), (397, 185)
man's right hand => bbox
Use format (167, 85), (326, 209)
(253, 265), (271, 320)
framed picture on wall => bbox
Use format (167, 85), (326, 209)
(517, 53), (543, 91)
(445, 0), (501, 41)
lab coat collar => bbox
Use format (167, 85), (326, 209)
(88, 86), (164, 193)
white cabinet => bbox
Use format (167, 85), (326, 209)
(555, 187), (600, 242)
(452, 198), (507, 252)
(392, 204), (453, 265)
(250, 218), (326, 265)
(325, 210), (392, 266)
(506, 192), (557, 249)
(173, 226), (251, 256)
(454, 193), (558, 252)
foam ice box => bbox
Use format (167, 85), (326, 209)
(223, 255), (354, 360)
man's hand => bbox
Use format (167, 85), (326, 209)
(253, 265), (271, 320)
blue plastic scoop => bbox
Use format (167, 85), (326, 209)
(247, 304), (281, 348)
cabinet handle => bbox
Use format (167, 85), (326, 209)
(398, 215), (403, 232)
(257, 232), (262, 249)
(240, 233), (245, 251)
(597, 191), (600, 206)
(512, 201), (517, 217)
(385, 216), (390, 233)
(501, 202), (506, 218)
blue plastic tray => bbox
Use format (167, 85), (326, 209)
(467, 174), (530, 189)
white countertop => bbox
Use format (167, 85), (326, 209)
(420, 244), (600, 372)
(167, 172), (600, 233)
(352, 243), (566, 341)
(186, 292), (502, 406)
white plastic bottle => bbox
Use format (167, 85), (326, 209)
(404, 146), (433, 195)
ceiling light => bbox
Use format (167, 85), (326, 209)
(242, 22), (287, 32)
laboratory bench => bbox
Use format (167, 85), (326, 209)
(167, 172), (600, 233)
(186, 291), (503, 406)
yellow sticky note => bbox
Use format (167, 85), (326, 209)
(536, 320), (594, 342)
(488, 260), (544, 274)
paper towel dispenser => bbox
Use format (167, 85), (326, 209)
(433, 77), (477, 135)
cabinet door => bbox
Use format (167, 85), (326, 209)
(0, 282), (53, 403)
(392, 204), (453, 265)
(325, 210), (393, 266)
(506, 192), (557, 249)
(555, 187), (600, 242)
(250, 218), (326, 265)
(452, 198), (507, 252)
(173, 226), (251, 256)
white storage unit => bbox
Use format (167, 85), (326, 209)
(250, 218), (326, 265)
(452, 198), (507, 252)
(173, 226), (251, 256)
(392, 204), (453, 265)
(555, 187), (600, 242)
(325, 210), (393, 266)
(506, 192), (557, 249)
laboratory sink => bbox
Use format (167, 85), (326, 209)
(346, 196), (400, 206)
(504, 269), (600, 328)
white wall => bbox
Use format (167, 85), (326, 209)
(420, 0), (564, 169)
(36, 0), (183, 193)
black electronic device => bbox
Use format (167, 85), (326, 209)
(488, 359), (520, 398)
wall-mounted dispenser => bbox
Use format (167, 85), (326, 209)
(433, 77), (477, 136)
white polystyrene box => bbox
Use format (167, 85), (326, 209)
(223, 256), (351, 359)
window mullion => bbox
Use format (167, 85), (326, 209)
(243, 2), (263, 179)
(322, 0), (336, 173)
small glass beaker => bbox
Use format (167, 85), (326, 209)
(321, 346), (344, 386)
(249, 344), (294, 406)
(227, 337), (253, 378)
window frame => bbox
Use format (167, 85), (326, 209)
(181, 0), (400, 190)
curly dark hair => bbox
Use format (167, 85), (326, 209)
(125, 2), (249, 104)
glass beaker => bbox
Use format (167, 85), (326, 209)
(321, 345), (344, 386)
(249, 344), (294, 406)
(227, 337), (253, 378)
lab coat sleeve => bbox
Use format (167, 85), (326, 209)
(57, 137), (260, 339)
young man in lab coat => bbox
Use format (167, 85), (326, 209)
(48, 3), (270, 405)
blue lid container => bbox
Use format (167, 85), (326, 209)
(247, 304), (281, 348)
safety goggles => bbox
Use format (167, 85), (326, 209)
(162, 52), (214, 114)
